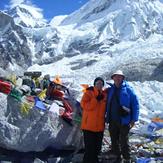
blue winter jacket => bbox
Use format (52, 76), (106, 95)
(106, 81), (139, 125)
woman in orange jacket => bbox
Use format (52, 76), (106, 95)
(80, 77), (107, 163)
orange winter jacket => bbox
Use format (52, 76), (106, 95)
(80, 86), (107, 132)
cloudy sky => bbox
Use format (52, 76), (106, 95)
(0, 0), (89, 20)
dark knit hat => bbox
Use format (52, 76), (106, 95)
(94, 77), (104, 86)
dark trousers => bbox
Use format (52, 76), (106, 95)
(109, 121), (130, 159)
(83, 130), (103, 163)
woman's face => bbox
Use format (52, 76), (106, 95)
(95, 80), (104, 90)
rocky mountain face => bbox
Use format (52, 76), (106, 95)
(0, 4), (59, 75)
(0, 0), (163, 80)
(0, 11), (32, 73)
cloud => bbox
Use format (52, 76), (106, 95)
(10, 0), (25, 6)
(9, 0), (33, 7)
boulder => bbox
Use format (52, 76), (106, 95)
(0, 93), (83, 152)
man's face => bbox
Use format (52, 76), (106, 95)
(95, 80), (104, 90)
(112, 74), (124, 87)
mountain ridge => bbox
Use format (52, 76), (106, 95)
(0, 0), (163, 81)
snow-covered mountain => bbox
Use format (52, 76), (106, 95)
(35, 0), (163, 83)
(60, 0), (163, 40)
(0, 11), (32, 75)
(6, 2), (47, 28)
(0, 0), (163, 78)
(57, 0), (163, 55)
(0, 3), (60, 74)
(0, 0), (162, 81)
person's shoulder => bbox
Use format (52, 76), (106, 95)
(124, 81), (136, 94)
(86, 86), (94, 91)
(82, 86), (94, 98)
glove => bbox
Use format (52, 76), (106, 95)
(120, 106), (130, 117)
(96, 94), (104, 101)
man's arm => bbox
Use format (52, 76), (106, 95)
(129, 88), (139, 127)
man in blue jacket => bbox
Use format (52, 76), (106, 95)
(106, 70), (139, 163)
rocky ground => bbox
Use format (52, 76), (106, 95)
(0, 127), (162, 163)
